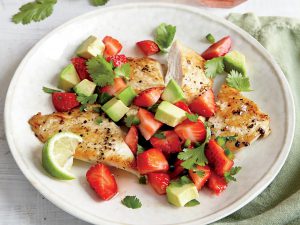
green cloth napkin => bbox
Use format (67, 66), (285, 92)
(214, 13), (300, 225)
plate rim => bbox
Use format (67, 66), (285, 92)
(4, 2), (295, 225)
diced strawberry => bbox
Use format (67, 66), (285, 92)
(137, 148), (169, 174)
(99, 77), (127, 96)
(174, 119), (206, 143)
(125, 126), (138, 155)
(174, 101), (192, 113)
(102, 36), (122, 58)
(71, 57), (91, 81)
(137, 108), (163, 140)
(136, 40), (160, 56)
(106, 54), (127, 67)
(147, 173), (170, 195)
(207, 171), (227, 195)
(133, 87), (164, 107)
(150, 131), (181, 154)
(201, 36), (232, 60)
(86, 163), (118, 200)
(52, 92), (80, 112)
(205, 139), (233, 176)
(189, 89), (216, 118)
(169, 159), (185, 179)
(189, 165), (211, 191)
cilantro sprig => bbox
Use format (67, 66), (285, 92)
(124, 115), (140, 127)
(226, 70), (252, 92)
(153, 132), (166, 139)
(155, 23), (176, 52)
(114, 63), (130, 80)
(91, 0), (109, 6)
(186, 113), (199, 122)
(224, 166), (242, 183)
(205, 57), (225, 78)
(42, 86), (62, 94)
(121, 196), (142, 209)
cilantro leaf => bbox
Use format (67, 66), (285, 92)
(206, 33), (215, 43)
(154, 23), (176, 52)
(114, 63), (130, 80)
(226, 70), (252, 92)
(12, 0), (57, 25)
(216, 136), (237, 148)
(153, 132), (166, 139)
(138, 176), (147, 184)
(224, 166), (242, 183)
(77, 94), (98, 105)
(137, 145), (145, 155)
(185, 199), (200, 207)
(205, 57), (224, 78)
(91, 0), (109, 6)
(95, 117), (103, 125)
(224, 148), (235, 160)
(170, 176), (192, 188)
(184, 139), (191, 148)
(42, 86), (62, 94)
(86, 56), (115, 87)
(186, 113), (199, 122)
(80, 105), (87, 112)
(148, 103), (160, 113)
(98, 92), (113, 105)
(195, 170), (205, 177)
(92, 107), (101, 113)
(121, 196), (142, 209)
(124, 115), (140, 127)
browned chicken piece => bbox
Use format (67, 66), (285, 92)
(208, 85), (271, 151)
(165, 40), (212, 103)
(127, 57), (165, 93)
(28, 105), (138, 175)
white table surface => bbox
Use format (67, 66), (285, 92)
(0, 0), (299, 224)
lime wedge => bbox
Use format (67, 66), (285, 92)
(42, 132), (82, 180)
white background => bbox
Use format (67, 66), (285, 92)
(0, 0), (299, 224)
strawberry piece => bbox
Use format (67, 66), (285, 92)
(136, 40), (160, 56)
(71, 57), (91, 81)
(189, 89), (216, 118)
(99, 77), (127, 96)
(174, 101), (192, 113)
(189, 165), (211, 190)
(207, 171), (227, 195)
(137, 148), (169, 174)
(206, 139), (233, 176)
(201, 36), (232, 60)
(86, 163), (118, 200)
(150, 131), (181, 154)
(133, 87), (164, 107)
(147, 173), (170, 195)
(137, 108), (163, 140)
(125, 126), (138, 155)
(174, 119), (206, 143)
(102, 36), (122, 58)
(169, 159), (185, 179)
(52, 92), (80, 112)
(106, 54), (127, 67)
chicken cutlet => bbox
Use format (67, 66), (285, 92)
(28, 105), (137, 175)
(165, 40), (212, 103)
(208, 84), (271, 151)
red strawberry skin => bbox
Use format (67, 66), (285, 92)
(147, 173), (170, 195)
(174, 101), (192, 113)
(125, 126), (138, 155)
(133, 87), (164, 107)
(206, 139), (233, 176)
(86, 163), (118, 200)
(189, 89), (216, 118)
(150, 131), (181, 154)
(52, 93), (80, 112)
(189, 165), (211, 190)
(103, 36), (122, 58)
(106, 54), (127, 67)
(201, 36), (232, 60)
(207, 171), (227, 195)
(174, 119), (206, 143)
(136, 40), (160, 56)
(71, 57), (92, 81)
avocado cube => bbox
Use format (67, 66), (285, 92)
(58, 64), (80, 91)
(166, 183), (199, 207)
(223, 50), (247, 76)
(155, 101), (187, 127)
(115, 86), (137, 106)
(161, 79), (185, 103)
(76, 35), (105, 59)
(74, 79), (96, 96)
(102, 97), (129, 122)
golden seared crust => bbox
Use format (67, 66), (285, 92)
(165, 41), (212, 103)
(208, 85), (271, 151)
(28, 105), (137, 174)
(127, 57), (165, 93)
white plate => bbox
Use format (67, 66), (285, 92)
(4, 3), (295, 225)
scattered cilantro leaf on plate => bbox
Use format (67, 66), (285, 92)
(226, 70), (252, 92)
(224, 166), (242, 183)
(185, 199), (200, 207)
(91, 0), (109, 6)
(155, 23), (176, 52)
(205, 57), (224, 78)
(153, 132), (166, 139)
(124, 115), (140, 127)
(114, 63), (130, 80)
(121, 196), (142, 209)
(42, 86), (62, 94)
(186, 113), (199, 122)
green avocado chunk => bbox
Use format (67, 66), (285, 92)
(76, 35), (105, 59)
(115, 86), (137, 106)
(58, 64), (80, 91)
(166, 182), (199, 207)
(161, 79), (185, 103)
(155, 101), (187, 127)
(74, 79), (96, 96)
(102, 97), (129, 122)
(223, 50), (247, 76)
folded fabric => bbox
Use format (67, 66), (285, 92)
(213, 13), (300, 225)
